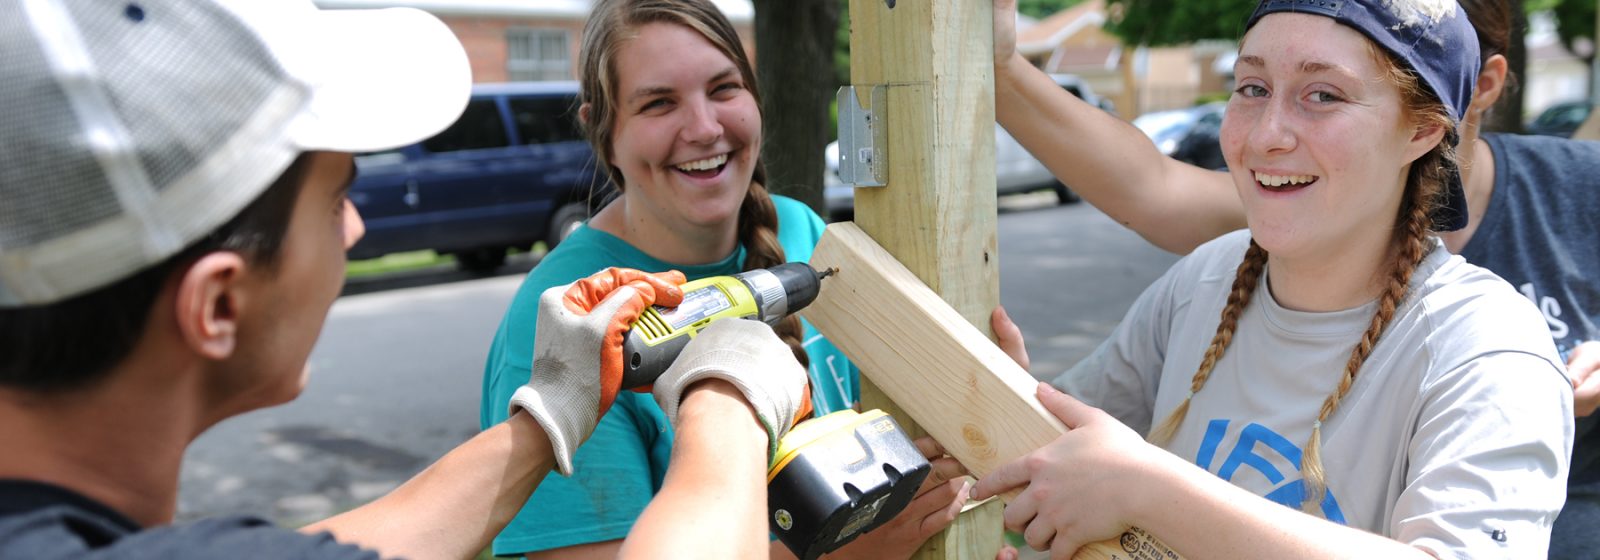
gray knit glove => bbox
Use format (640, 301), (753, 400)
(510, 268), (684, 476)
(652, 319), (813, 461)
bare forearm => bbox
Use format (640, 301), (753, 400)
(303, 411), (555, 559)
(621, 381), (770, 560)
(1136, 454), (1433, 559)
(994, 53), (1244, 254)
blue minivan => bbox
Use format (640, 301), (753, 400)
(348, 82), (608, 271)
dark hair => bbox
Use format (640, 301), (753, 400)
(1458, 0), (1519, 96)
(0, 155), (311, 393)
(577, 0), (809, 367)
(1459, 0), (1511, 63)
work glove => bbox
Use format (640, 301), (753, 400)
(652, 319), (814, 461)
(511, 267), (686, 476)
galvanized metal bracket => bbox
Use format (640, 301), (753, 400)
(836, 85), (889, 187)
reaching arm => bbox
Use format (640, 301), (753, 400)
(621, 380), (771, 559)
(301, 410), (555, 560)
(973, 385), (1436, 559)
(625, 318), (814, 559)
(992, 0), (1244, 254)
(306, 268), (687, 560)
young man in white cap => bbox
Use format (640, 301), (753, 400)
(0, 1), (809, 558)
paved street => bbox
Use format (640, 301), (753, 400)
(176, 193), (1180, 526)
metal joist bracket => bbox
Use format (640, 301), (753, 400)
(837, 85), (888, 187)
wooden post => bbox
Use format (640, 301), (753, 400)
(846, 0), (1005, 556)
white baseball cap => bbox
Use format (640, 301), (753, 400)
(0, 0), (471, 306)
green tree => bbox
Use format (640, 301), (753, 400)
(753, 0), (841, 215)
(835, 0), (851, 88)
(1551, 0), (1596, 65)
(1018, 0), (1083, 19)
(1102, 0), (1255, 45)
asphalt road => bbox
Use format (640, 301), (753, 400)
(175, 192), (1181, 525)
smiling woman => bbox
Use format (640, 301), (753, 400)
(974, 1), (1573, 558)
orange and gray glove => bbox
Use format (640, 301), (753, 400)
(652, 319), (814, 462)
(511, 267), (686, 476)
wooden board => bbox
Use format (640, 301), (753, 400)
(805, 223), (1184, 560)
(805, 223), (1065, 477)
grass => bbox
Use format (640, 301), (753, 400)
(345, 250), (452, 278)
(345, 243), (548, 279)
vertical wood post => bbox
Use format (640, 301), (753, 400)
(846, 0), (1005, 556)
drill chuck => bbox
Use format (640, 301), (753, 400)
(620, 262), (830, 390)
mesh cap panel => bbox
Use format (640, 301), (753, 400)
(66, 0), (285, 192)
(1, 0), (471, 306)
(0, 6), (120, 249)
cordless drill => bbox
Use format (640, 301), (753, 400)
(620, 262), (931, 560)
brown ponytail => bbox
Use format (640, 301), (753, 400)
(1150, 41), (1457, 516)
(738, 181), (811, 368)
(1298, 174), (1435, 510)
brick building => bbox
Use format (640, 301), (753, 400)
(317, 0), (754, 83)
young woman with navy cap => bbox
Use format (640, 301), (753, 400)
(992, 0), (1600, 555)
(972, 1), (1572, 557)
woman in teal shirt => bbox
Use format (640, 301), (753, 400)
(479, 0), (969, 557)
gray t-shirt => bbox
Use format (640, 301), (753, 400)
(1054, 230), (1572, 558)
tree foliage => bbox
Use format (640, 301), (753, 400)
(1103, 0), (1594, 52)
(1018, 0), (1083, 19)
(1549, 0), (1596, 62)
(1102, 0), (1256, 46)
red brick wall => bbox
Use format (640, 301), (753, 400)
(440, 15), (755, 84)
(440, 16), (585, 83)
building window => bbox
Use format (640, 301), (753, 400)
(507, 28), (570, 81)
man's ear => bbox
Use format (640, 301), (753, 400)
(1469, 54), (1510, 120)
(173, 252), (248, 361)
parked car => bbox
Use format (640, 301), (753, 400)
(348, 82), (609, 272)
(1132, 101), (1226, 160)
(1053, 74), (1118, 115)
(1171, 104), (1227, 170)
(825, 74), (1107, 220)
(1526, 100), (1592, 138)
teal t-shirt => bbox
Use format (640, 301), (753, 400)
(478, 195), (857, 555)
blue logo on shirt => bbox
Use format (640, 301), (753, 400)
(1195, 419), (1346, 523)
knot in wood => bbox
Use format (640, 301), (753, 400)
(962, 423), (996, 460)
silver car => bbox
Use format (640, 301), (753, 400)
(825, 74), (1106, 220)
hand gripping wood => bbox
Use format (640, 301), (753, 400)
(804, 222), (1185, 560)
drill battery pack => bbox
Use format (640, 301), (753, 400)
(767, 409), (930, 560)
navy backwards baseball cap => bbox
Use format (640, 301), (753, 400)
(1246, 0), (1480, 231)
